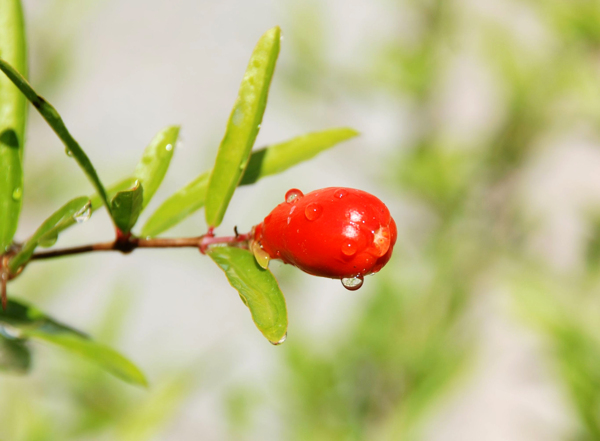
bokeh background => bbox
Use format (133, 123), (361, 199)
(5, 0), (600, 439)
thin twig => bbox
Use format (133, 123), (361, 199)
(29, 233), (252, 261)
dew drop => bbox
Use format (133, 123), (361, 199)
(257, 123), (261, 129)
(304, 203), (322, 221)
(341, 275), (364, 291)
(371, 226), (391, 257)
(11, 187), (22, 201)
(73, 201), (92, 224)
(252, 241), (270, 269)
(65, 148), (73, 157)
(334, 189), (347, 199)
(165, 143), (173, 152)
(285, 189), (304, 203)
(270, 332), (287, 345)
(341, 241), (358, 256)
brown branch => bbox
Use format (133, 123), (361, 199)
(29, 233), (252, 261)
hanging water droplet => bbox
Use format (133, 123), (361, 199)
(73, 201), (92, 224)
(304, 203), (322, 221)
(65, 148), (73, 157)
(341, 275), (364, 291)
(11, 187), (22, 201)
(257, 123), (261, 129)
(270, 333), (287, 345)
(285, 188), (304, 203)
(341, 241), (358, 256)
(165, 143), (173, 152)
(334, 189), (347, 199)
(252, 241), (270, 269)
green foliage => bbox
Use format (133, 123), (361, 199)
(0, 298), (146, 386)
(9, 196), (90, 272)
(0, 58), (114, 221)
(208, 247), (288, 345)
(205, 27), (281, 228)
(0, 0), (27, 252)
(142, 128), (357, 237)
(111, 183), (144, 234)
(134, 125), (179, 209)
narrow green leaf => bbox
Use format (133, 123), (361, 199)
(0, 299), (147, 386)
(205, 27), (281, 228)
(0, 58), (113, 220)
(141, 172), (209, 238)
(134, 125), (179, 209)
(42, 177), (136, 241)
(0, 335), (30, 374)
(142, 127), (357, 237)
(9, 196), (90, 272)
(0, 0), (27, 252)
(111, 182), (144, 233)
(27, 331), (148, 387)
(208, 247), (287, 345)
(239, 127), (359, 185)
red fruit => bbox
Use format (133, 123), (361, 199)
(252, 187), (397, 290)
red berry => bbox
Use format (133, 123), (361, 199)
(252, 187), (397, 290)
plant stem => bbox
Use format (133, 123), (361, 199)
(29, 233), (252, 261)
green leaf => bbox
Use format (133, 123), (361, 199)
(9, 196), (90, 272)
(45, 177), (137, 239)
(141, 172), (209, 238)
(134, 125), (179, 209)
(27, 331), (148, 387)
(0, 58), (114, 221)
(0, 299), (147, 386)
(111, 181), (144, 234)
(141, 127), (357, 237)
(205, 27), (281, 228)
(239, 127), (359, 185)
(208, 247), (287, 345)
(0, 335), (30, 374)
(0, 0), (27, 252)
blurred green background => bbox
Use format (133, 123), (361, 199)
(5, 0), (600, 439)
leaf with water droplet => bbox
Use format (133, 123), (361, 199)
(111, 181), (144, 234)
(9, 196), (91, 272)
(134, 125), (179, 210)
(0, 298), (147, 386)
(141, 127), (358, 237)
(205, 27), (281, 228)
(73, 200), (92, 224)
(208, 247), (288, 345)
(0, 1), (27, 252)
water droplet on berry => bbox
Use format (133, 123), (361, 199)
(371, 226), (391, 257)
(11, 187), (22, 201)
(73, 201), (92, 224)
(270, 333), (287, 345)
(341, 275), (364, 291)
(285, 189), (304, 203)
(334, 189), (347, 199)
(165, 143), (173, 152)
(252, 241), (270, 269)
(341, 241), (358, 256)
(304, 203), (322, 221)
